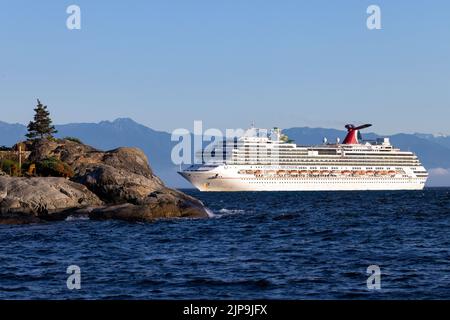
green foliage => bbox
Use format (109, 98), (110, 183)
(26, 99), (58, 140)
(20, 161), (31, 172)
(64, 137), (82, 144)
(0, 159), (20, 176)
(36, 157), (74, 178)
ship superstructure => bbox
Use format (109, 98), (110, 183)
(179, 124), (428, 191)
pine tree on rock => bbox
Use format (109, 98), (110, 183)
(26, 99), (58, 140)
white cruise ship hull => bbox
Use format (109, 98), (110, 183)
(179, 166), (427, 192)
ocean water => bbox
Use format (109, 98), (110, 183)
(1, 188), (450, 299)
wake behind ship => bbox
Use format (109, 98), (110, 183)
(178, 124), (428, 191)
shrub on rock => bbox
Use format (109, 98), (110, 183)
(36, 157), (74, 178)
(0, 159), (20, 176)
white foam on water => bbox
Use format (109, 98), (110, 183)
(204, 207), (246, 218)
(205, 208), (216, 218)
(218, 208), (245, 214)
(65, 215), (89, 221)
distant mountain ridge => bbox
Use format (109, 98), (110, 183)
(0, 121), (28, 147)
(1, 119), (450, 187)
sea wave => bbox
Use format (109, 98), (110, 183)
(218, 208), (245, 214)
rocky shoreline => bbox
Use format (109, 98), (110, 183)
(0, 139), (208, 224)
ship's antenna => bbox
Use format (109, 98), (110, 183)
(251, 121), (255, 128)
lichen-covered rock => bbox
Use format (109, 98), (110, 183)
(73, 147), (165, 204)
(89, 188), (208, 221)
(28, 139), (159, 179)
(0, 176), (103, 224)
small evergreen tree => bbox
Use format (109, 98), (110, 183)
(26, 99), (58, 140)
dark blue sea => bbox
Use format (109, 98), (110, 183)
(1, 188), (450, 299)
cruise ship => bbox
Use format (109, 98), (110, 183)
(178, 124), (428, 191)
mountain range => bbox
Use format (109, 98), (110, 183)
(1, 119), (450, 187)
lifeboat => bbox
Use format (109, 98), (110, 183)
(311, 170), (320, 176)
(245, 170), (255, 174)
(277, 170), (287, 175)
(238, 170), (246, 174)
(299, 170), (308, 175)
(266, 170), (277, 175)
(289, 170), (299, 175)
(380, 171), (388, 175)
(321, 170), (331, 175)
(366, 170), (375, 176)
(356, 170), (365, 175)
(341, 170), (351, 176)
(388, 170), (397, 175)
(254, 170), (262, 176)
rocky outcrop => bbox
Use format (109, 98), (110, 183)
(0, 139), (208, 224)
(0, 176), (102, 224)
(73, 148), (165, 204)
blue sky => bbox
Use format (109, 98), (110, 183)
(0, 0), (449, 135)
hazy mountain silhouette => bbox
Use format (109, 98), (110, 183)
(1, 119), (450, 187)
(0, 121), (28, 147)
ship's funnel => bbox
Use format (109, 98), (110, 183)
(342, 124), (372, 144)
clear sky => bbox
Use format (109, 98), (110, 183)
(0, 0), (449, 135)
